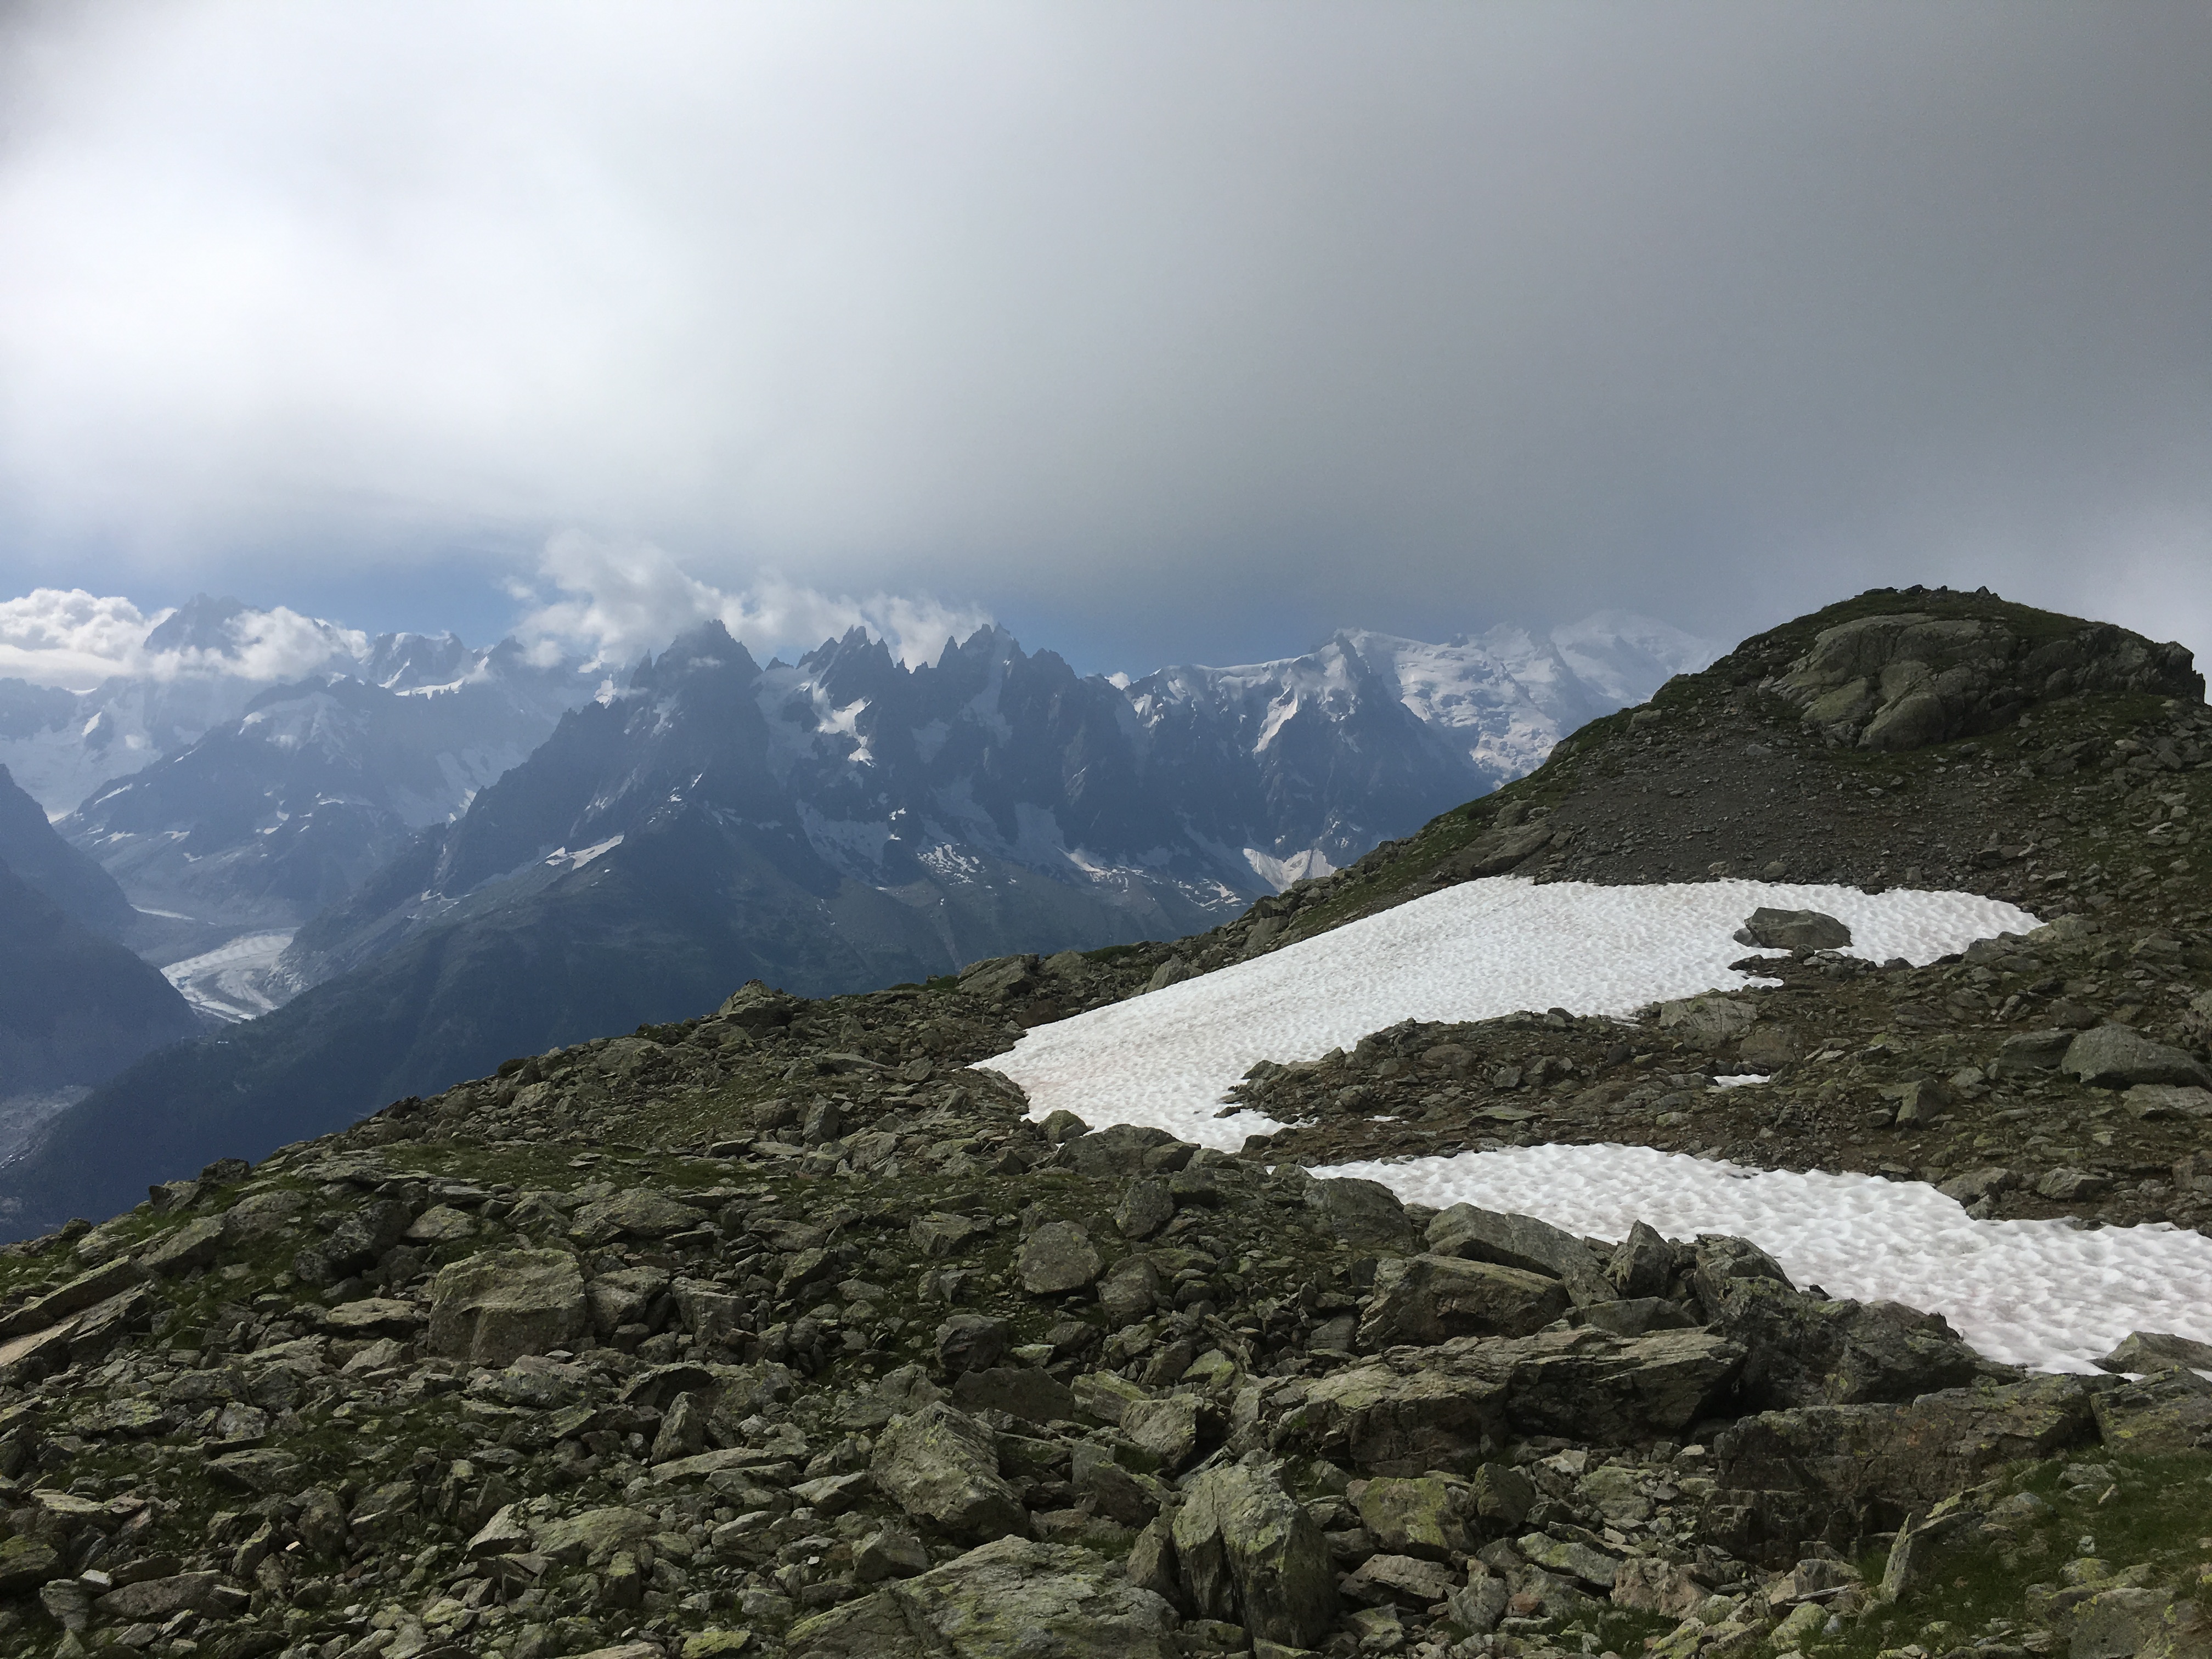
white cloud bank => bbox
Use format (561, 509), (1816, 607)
(0, 3), (2205, 668)
(0, 588), (366, 691)
(511, 533), (994, 671)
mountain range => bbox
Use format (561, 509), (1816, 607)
(0, 600), (1708, 1228)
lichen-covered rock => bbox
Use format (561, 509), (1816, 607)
(425, 1248), (586, 1365)
(1353, 1475), (1476, 1561)
(870, 1402), (1028, 1541)
(2089, 1367), (2212, 1455)
(1098, 1255), (1165, 1325)
(1122, 1394), (1207, 1471)
(787, 1535), (1178, 1657)
(1696, 1272), (1986, 1409)
(2097, 1330), (2212, 1374)
(1283, 1325), (1741, 1475)
(532, 1506), (656, 1568)
(572, 1187), (701, 1240)
(1656, 995), (1758, 1049)
(1017, 1220), (1103, 1294)
(1304, 1177), (1417, 1249)
(1775, 610), (2199, 751)
(1171, 1456), (1338, 1647)
(139, 1215), (226, 1278)
(1356, 1254), (1570, 1348)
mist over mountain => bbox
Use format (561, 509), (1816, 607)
(65, 633), (594, 938)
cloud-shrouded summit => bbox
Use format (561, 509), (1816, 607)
(0, 3), (2204, 669)
(510, 534), (994, 674)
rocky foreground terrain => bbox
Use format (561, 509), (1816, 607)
(0, 586), (2205, 1659)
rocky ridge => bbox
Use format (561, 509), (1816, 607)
(0, 585), (2205, 1659)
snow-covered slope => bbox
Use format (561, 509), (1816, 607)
(985, 875), (2035, 1148)
(978, 874), (2212, 1375)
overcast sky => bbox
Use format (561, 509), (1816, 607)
(0, 1), (2206, 678)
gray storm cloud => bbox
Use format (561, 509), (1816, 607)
(0, 1), (2205, 667)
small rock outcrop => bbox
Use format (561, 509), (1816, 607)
(1775, 610), (2200, 751)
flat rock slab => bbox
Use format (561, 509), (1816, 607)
(786, 1535), (1178, 1658)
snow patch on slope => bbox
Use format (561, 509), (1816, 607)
(964, 875), (2212, 1372)
(986, 876), (2035, 1150)
(1320, 1142), (2212, 1376)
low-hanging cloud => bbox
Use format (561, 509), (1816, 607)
(0, 3), (2205, 669)
(0, 588), (366, 691)
(514, 533), (994, 672)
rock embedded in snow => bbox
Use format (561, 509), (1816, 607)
(2095, 1330), (2212, 1375)
(1735, 906), (1853, 951)
(1332, 1142), (2212, 1375)
(1425, 1202), (1611, 1300)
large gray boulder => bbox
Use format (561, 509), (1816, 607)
(1694, 1271), (1987, 1409)
(1171, 1456), (1338, 1648)
(1356, 1254), (1570, 1348)
(1305, 1177), (1417, 1249)
(2061, 1025), (2212, 1090)
(426, 1249), (586, 1365)
(786, 1536), (1178, 1658)
(571, 1188), (700, 1240)
(2096, 1330), (2212, 1375)
(1353, 1475), (1477, 1561)
(870, 1403), (1028, 1542)
(1656, 995), (1758, 1050)
(1017, 1221), (1104, 1295)
(1278, 1327), (1742, 1475)
(1438, 821), (1554, 881)
(1991, 1029), (2076, 1077)
(1426, 1204), (1615, 1304)
(1057, 1125), (1178, 1177)
(1736, 907), (1852, 951)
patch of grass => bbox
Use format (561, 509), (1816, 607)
(1818, 1452), (2212, 1659)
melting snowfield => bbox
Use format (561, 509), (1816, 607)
(1319, 1143), (2212, 1374)
(988, 877), (2038, 1149)
(981, 876), (2212, 1372)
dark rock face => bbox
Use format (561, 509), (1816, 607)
(1695, 1272), (1989, 1410)
(1775, 610), (2200, 753)
(0, 766), (137, 939)
(0, 860), (201, 1103)
(1712, 1374), (2098, 1555)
